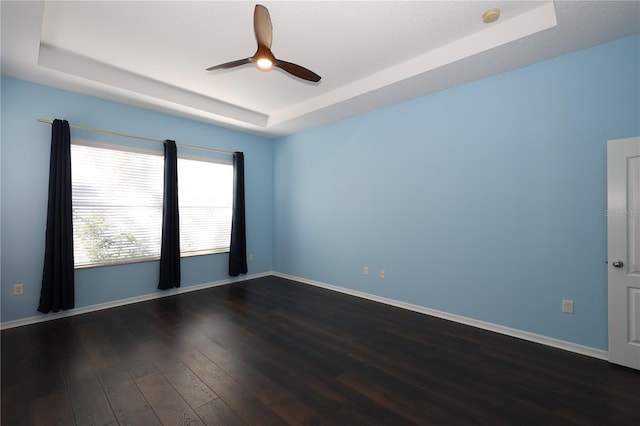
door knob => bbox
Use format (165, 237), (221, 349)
(612, 260), (624, 268)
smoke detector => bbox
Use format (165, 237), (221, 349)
(482, 8), (501, 24)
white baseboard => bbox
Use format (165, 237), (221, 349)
(272, 272), (609, 361)
(1, 270), (610, 362)
(0, 271), (273, 330)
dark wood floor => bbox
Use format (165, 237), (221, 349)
(2, 276), (639, 425)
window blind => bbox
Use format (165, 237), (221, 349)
(178, 157), (233, 255)
(72, 144), (164, 266)
(71, 143), (233, 268)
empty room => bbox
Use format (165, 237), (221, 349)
(1, 1), (639, 425)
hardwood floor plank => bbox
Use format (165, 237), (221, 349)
(65, 368), (116, 426)
(192, 322), (383, 424)
(337, 369), (468, 425)
(189, 331), (325, 425)
(97, 363), (162, 426)
(186, 302), (359, 420)
(3, 276), (640, 426)
(325, 405), (387, 426)
(322, 378), (418, 425)
(135, 371), (204, 425)
(31, 388), (75, 426)
(123, 348), (160, 380)
(222, 337), (346, 416)
(178, 349), (288, 426)
(77, 318), (122, 370)
(55, 324), (116, 426)
(26, 323), (68, 399)
(195, 398), (248, 426)
(1, 327), (31, 387)
(1, 383), (33, 426)
(140, 339), (217, 410)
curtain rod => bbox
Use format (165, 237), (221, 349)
(36, 119), (235, 156)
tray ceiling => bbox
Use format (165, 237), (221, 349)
(2, 1), (639, 137)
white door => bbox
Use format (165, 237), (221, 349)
(608, 136), (640, 369)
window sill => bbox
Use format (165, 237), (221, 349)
(74, 248), (230, 270)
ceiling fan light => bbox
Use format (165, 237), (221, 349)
(256, 58), (273, 69)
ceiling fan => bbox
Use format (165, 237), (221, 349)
(206, 4), (321, 83)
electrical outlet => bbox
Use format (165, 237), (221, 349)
(248, 254), (254, 262)
(562, 299), (574, 314)
(363, 266), (369, 276)
(13, 283), (24, 296)
(379, 269), (386, 279)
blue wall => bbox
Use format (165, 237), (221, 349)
(1, 78), (274, 322)
(2, 35), (639, 350)
(273, 34), (640, 350)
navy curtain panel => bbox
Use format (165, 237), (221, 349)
(229, 151), (248, 276)
(158, 140), (181, 289)
(38, 119), (75, 313)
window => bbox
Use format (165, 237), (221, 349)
(177, 156), (233, 256)
(71, 141), (233, 268)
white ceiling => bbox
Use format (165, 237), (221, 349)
(2, 1), (639, 138)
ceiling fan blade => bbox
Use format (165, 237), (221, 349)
(275, 60), (321, 82)
(254, 4), (272, 49)
(206, 58), (252, 71)
(207, 5), (320, 84)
